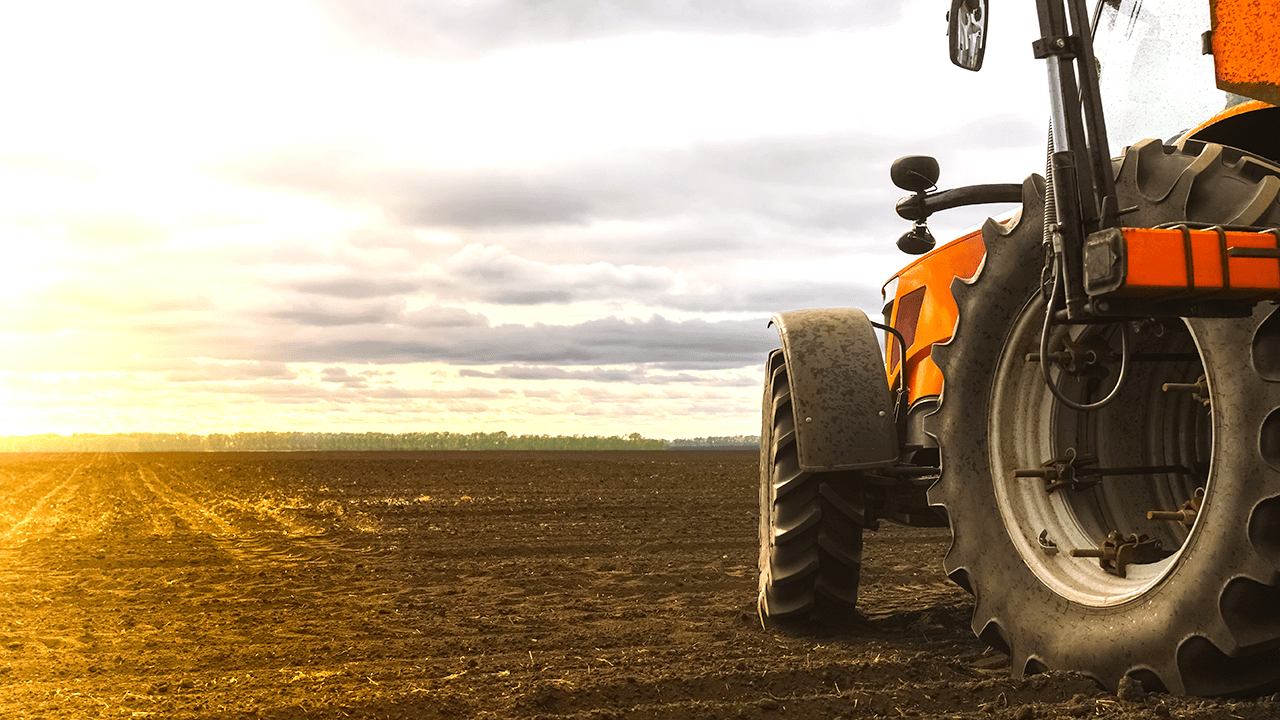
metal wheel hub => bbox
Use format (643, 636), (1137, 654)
(988, 298), (1212, 607)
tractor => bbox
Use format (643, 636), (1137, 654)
(757, 0), (1280, 696)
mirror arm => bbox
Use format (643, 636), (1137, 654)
(895, 183), (1023, 222)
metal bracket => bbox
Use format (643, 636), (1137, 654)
(1070, 531), (1166, 578)
(1148, 487), (1205, 531)
(1037, 529), (1060, 555)
(1032, 35), (1079, 59)
(1162, 374), (1210, 408)
(1014, 448), (1100, 494)
(1015, 447), (1193, 494)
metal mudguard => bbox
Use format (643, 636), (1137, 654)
(770, 308), (899, 472)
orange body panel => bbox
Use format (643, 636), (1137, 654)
(884, 228), (986, 404)
(1092, 227), (1280, 299)
(877, 10), (1280, 407)
(1210, 0), (1280, 106)
(1181, 99), (1273, 139)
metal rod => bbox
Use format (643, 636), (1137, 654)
(1025, 352), (1200, 363)
(1036, 0), (1100, 321)
(1015, 464), (1192, 478)
(1068, 0), (1116, 230)
(1069, 547), (1104, 558)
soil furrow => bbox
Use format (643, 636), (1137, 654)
(0, 457), (91, 543)
(0, 451), (1277, 719)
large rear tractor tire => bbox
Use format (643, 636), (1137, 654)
(930, 139), (1280, 695)
(758, 349), (867, 624)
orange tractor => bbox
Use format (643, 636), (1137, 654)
(758, 0), (1280, 696)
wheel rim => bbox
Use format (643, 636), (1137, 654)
(988, 296), (1213, 607)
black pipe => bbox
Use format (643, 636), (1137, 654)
(1069, 0), (1117, 230)
(894, 183), (1023, 222)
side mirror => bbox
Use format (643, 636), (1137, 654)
(897, 223), (937, 255)
(948, 0), (988, 71)
(890, 156), (940, 193)
(890, 155), (941, 255)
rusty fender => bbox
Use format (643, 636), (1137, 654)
(770, 308), (898, 472)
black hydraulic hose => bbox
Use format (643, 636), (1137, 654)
(870, 321), (909, 404)
(1038, 117), (1129, 410)
(1038, 267), (1130, 411)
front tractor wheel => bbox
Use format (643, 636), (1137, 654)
(758, 349), (866, 624)
(931, 141), (1280, 695)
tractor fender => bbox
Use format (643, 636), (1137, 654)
(770, 308), (898, 472)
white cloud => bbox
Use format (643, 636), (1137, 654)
(435, 244), (684, 305)
(0, 0), (1054, 437)
(321, 0), (904, 58)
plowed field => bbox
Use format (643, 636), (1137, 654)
(0, 450), (1275, 719)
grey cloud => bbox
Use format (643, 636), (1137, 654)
(667, 279), (889, 317)
(221, 133), (909, 236)
(459, 364), (751, 385)
(395, 176), (592, 228)
(321, 0), (902, 58)
(166, 377), (508, 403)
(432, 244), (681, 306)
(266, 314), (777, 370)
(264, 297), (492, 331)
(389, 139), (901, 233)
(267, 297), (406, 327)
(401, 305), (491, 329)
(175, 381), (343, 402)
(218, 134), (917, 312)
(165, 361), (297, 383)
(422, 239), (889, 314)
(289, 276), (424, 299)
(218, 130), (1032, 323)
(363, 386), (508, 400)
(462, 366), (641, 382)
(319, 366), (370, 388)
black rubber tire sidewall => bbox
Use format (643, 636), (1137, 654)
(758, 350), (865, 623)
(930, 141), (1280, 695)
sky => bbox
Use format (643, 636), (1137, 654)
(0, 0), (1049, 439)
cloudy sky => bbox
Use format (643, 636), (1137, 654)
(1, 0), (1048, 439)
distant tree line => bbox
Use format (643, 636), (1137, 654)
(665, 435), (760, 448)
(0, 431), (716, 453)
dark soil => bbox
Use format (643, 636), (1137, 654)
(0, 450), (1276, 718)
